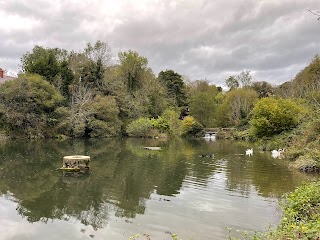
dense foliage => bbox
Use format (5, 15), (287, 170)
(250, 98), (304, 137)
(277, 181), (320, 239)
(2, 40), (320, 240)
(1, 41), (320, 168)
(158, 70), (187, 107)
(0, 74), (64, 138)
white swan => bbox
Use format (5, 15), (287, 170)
(271, 148), (285, 159)
(245, 148), (253, 156)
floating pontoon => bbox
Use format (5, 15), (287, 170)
(60, 155), (90, 172)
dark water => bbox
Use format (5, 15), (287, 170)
(0, 138), (318, 240)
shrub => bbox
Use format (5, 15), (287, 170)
(88, 119), (119, 138)
(272, 181), (320, 239)
(161, 109), (182, 136)
(250, 98), (304, 137)
(0, 74), (65, 138)
(87, 95), (122, 137)
(150, 116), (169, 133)
(180, 116), (203, 136)
(126, 118), (152, 137)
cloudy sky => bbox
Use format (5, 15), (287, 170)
(0, 0), (319, 87)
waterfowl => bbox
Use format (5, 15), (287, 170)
(271, 148), (285, 158)
(245, 148), (253, 156)
(198, 154), (214, 158)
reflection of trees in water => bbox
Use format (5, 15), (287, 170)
(0, 138), (210, 230)
(10, 170), (109, 229)
(1, 138), (308, 231)
(222, 142), (314, 198)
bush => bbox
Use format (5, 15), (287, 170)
(272, 181), (320, 239)
(180, 116), (203, 136)
(250, 98), (304, 137)
(87, 95), (122, 137)
(0, 74), (65, 138)
(126, 118), (153, 137)
(150, 116), (169, 133)
(161, 109), (182, 136)
(233, 129), (256, 141)
(88, 119), (119, 138)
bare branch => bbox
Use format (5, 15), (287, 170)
(309, 9), (320, 20)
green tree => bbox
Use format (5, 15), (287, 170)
(251, 81), (274, 98)
(87, 95), (122, 137)
(237, 70), (253, 88)
(21, 46), (74, 98)
(219, 88), (258, 127)
(276, 55), (320, 100)
(68, 41), (112, 92)
(225, 70), (253, 90)
(142, 69), (170, 118)
(161, 109), (182, 136)
(59, 59), (74, 98)
(225, 75), (239, 90)
(0, 74), (64, 138)
(158, 70), (187, 107)
(188, 80), (220, 127)
(250, 98), (304, 137)
(126, 118), (152, 137)
(180, 116), (203, 136)
(118, 50), (148, 92)
(21, 45), (74, 93)
(21, 46), (60, 82)
(150, 116), (169, 133)
(215, 101), (230, 127)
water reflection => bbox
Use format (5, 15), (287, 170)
(0, 138), (318, 239)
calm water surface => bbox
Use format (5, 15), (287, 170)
(0, 138), (318, 240)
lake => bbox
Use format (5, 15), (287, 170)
(0, 138), (318, 240)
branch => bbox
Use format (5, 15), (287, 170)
(308, 9), (320, 20)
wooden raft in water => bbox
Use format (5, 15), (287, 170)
(60, 155), (90, 172)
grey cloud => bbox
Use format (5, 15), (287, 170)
(0, 0), (319, 87)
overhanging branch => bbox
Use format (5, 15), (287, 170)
(308, 9), (320, 20)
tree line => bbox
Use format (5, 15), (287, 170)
(0, 41), (319, 142)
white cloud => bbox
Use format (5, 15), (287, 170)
(0, 11), (40, 32)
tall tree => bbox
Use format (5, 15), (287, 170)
(21, 46), (74, 98)
(217, 88), (258, 127)
(188, 80), (219, 127)
(237, 70), (253, 88)
(69, 41), (112, 91)
(21, 46), (60, 82)
(225, 70), (253, 90)
(118, 50), (148, 92)
(225, 75), (239, 90)
(251, 81), (274, 98)
(158, 70), (187, 107)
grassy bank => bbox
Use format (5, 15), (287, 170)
(230, 115), (320, 173)
(229, 181), (320, 239)
(267, 181), (320, 239)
